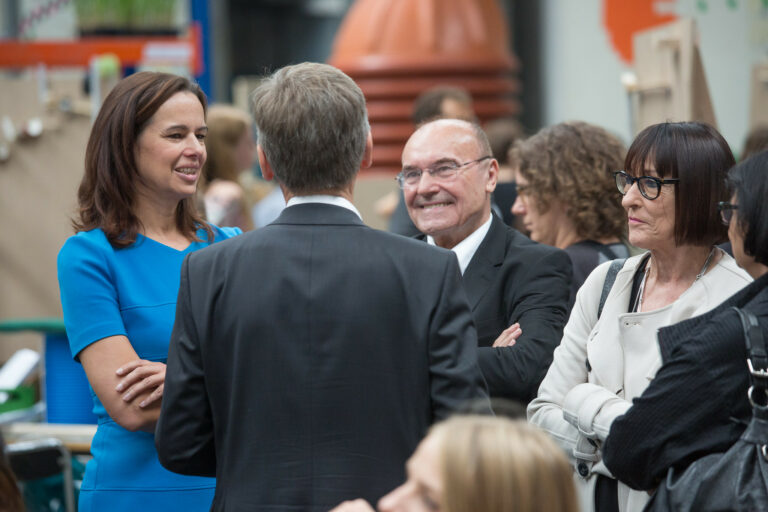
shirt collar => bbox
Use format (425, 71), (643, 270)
(427, 215), (493, 274)
(286, 195), (362, 220)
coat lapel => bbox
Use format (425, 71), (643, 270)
(462, 216), (507, 311)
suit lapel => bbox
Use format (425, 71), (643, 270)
(462, 216), (507, 311)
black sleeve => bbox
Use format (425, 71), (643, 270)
(603, 315), (750, 490)
(477, 248), (572, 402)
(155, 255), (217, 476)
(429, 255), (492, 419)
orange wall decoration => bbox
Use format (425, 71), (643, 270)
(603, 0), (678, 64)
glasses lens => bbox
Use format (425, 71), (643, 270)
(615, 172), (629, 195)
(639, 177), (661, 199)
(432, 163), (459, 180)
(401, 170), (421, 187)
(719, 206), (733, 225)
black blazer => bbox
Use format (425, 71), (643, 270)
(420, 215), (572, 402)
(603, 272), (768, 491)
(156, 203), (490, 511)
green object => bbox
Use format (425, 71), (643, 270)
(0, 318), (65, 334)
(0, 386), (35, 413)
(22, 456), (85, 512)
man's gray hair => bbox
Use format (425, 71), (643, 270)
(250, 62), (369, 193)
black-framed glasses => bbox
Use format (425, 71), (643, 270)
(718, 201), (738, 226)
(396, 156), (492, 189)
(613, 170), (680, 200)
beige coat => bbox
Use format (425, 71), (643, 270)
(528, 251), (752, 512)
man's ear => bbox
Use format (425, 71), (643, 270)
(257, 145), (274, 181)
(362, 131), (373, 169)
(486, 158), (499, 194)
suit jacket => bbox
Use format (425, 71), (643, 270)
(604, 272), (768, 492)
(420, 215), (573, 402)
(155, 203), (490, 511)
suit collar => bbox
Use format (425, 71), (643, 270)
(286, 195), (362, 219)
(414, 215), (509, 310)
(271, 203), (366, 227)
(462, 215), (508, 310)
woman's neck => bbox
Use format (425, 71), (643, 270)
(648, 244), (716, 285)
(745, 262), (768, 280)
(134, 194), (187, 245)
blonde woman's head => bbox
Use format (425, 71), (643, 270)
(202, 104), (255, 185)
(378, 415), (578, 512)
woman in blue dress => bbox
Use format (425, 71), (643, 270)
(57, 72), (240, 511)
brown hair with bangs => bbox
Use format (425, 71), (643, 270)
(624, 122), (732, 246)
(73, 71), (212, 248)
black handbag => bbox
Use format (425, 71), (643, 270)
(645, 307), (768, 512)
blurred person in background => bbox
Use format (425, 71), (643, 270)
(528, 121), (752, 512)
(199, 104), (260, 231)
(484, 117), (525, 227)
(57, 72), (240, 511)
(331, 415), (579, 512)
(741, 125), (768, 161)
(509, 121), (630, 304)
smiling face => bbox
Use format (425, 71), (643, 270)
(378, 432), (444, 512)
(621, 165), (676, 251)
(402, 120), (498, 249)
(134, 91), (207, 211)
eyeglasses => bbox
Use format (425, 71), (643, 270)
(717, 201), (738, 226)
(396, 156), (492, 189)
(613, 170), (680, 200)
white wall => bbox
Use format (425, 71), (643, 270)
(540, 0), (768, 154)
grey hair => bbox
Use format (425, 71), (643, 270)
(470, 122), (493, 158)
(250, 62), (370, 194)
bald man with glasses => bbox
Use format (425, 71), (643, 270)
(400, 119), (573, 403)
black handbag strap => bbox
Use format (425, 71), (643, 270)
(733, 307), (768, 408)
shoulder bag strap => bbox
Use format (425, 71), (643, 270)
(733, 307), (768, 406)
(597, 258), (626, 320)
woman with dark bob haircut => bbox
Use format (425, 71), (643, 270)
(57, 72), (240, 511)
(528, 122), (753, 512)
(509, 121), (630, 304)
(603, 150), (768, 507)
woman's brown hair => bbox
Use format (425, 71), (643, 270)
(74, 71), (212, 247)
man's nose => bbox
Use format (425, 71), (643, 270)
(414, 171), (441, 195)
(621, 180), (642, 209)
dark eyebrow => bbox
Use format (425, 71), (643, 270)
(163, 124), (208, 133)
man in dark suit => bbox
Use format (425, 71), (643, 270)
(155, 63), (490, 511)
(401, 119), (572, 403)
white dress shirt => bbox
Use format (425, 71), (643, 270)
(286, 195), (362, 220)
(427, 215), (492, 275)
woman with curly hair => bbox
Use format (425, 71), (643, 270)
(509, 121), (630, 303)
